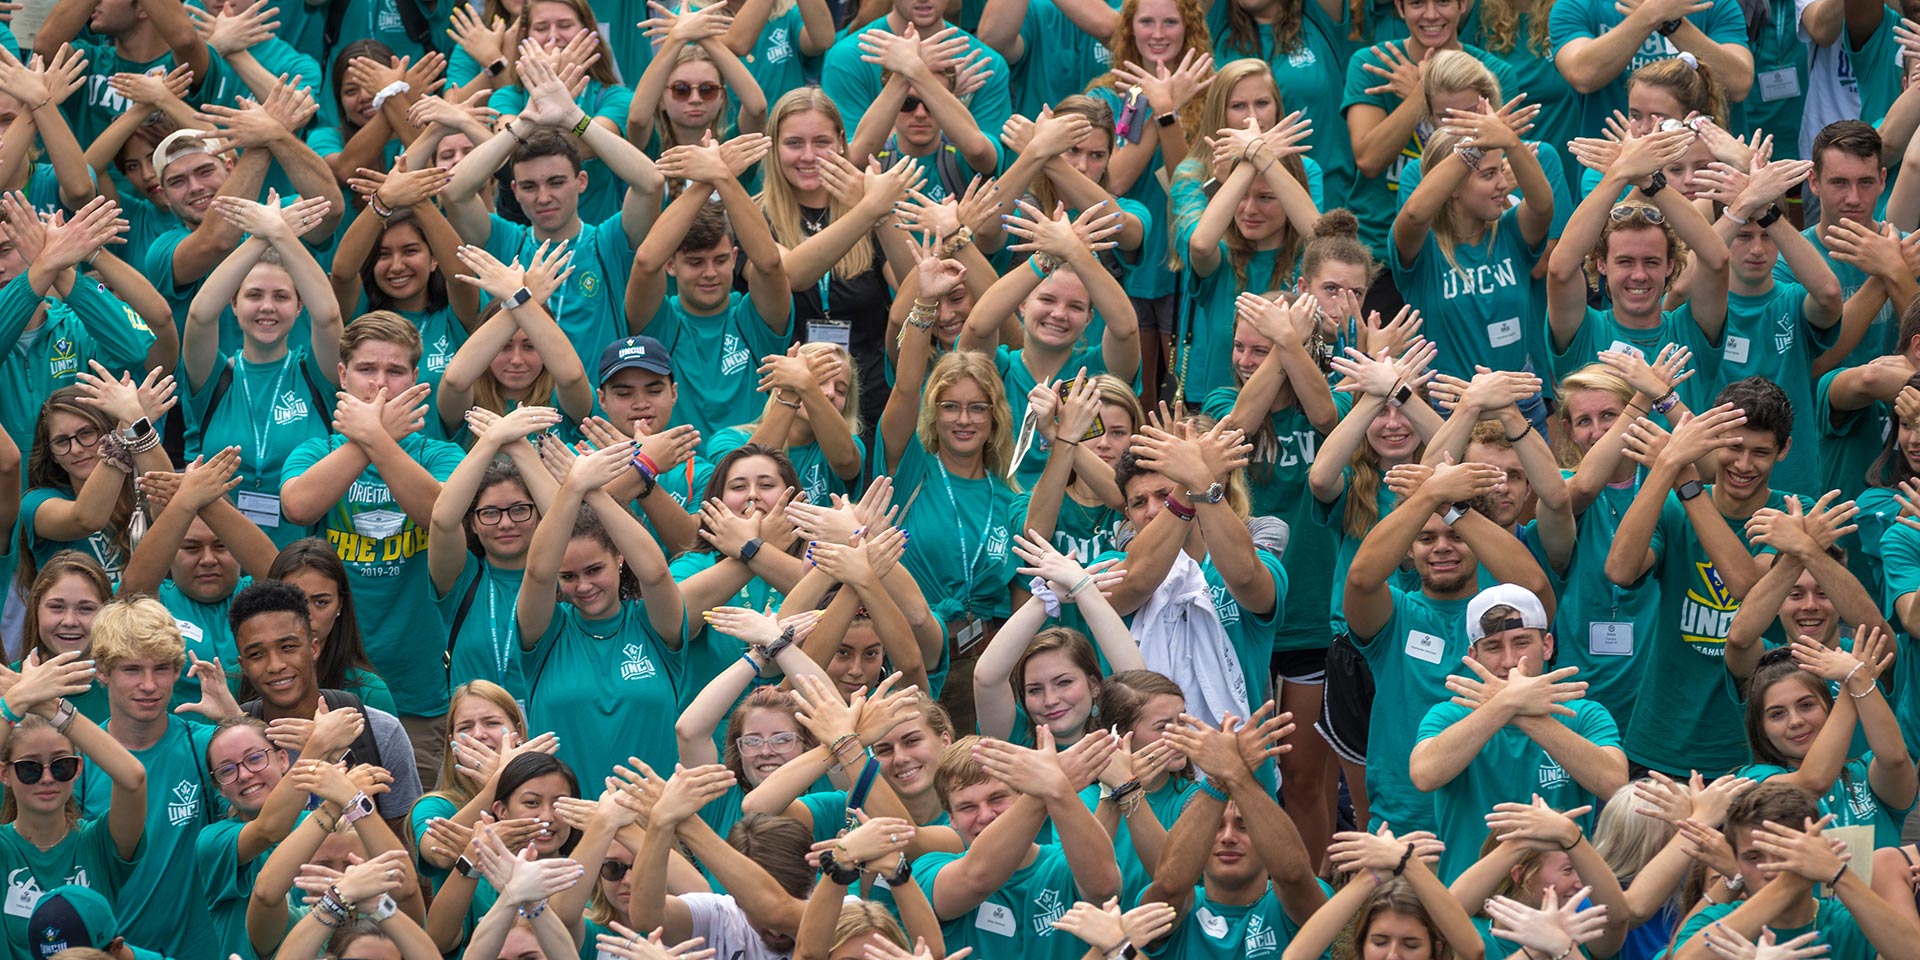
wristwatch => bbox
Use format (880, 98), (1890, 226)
(1442, 501), (1470, 526)
(738, 537), (765, 563)
(367, 895), (399, 922)
(502, 286), (534, 310)
(1755, 203), (1784, 229)
(123, 416), (154, 443)
(1656, 17), (1682, 34)
(1676, 478), (1706, 502)
(1386, 383), (1413, 407)
(1186, 482), (1225, 505)
(486, 58), (509, 77)
(1156, 112), (1178, 128)
(454, 856), (477, 878)
(1642, 170), (1669, 198)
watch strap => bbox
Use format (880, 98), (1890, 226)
(1643, 170), (1668, 198)
(1442, 502), (1469, 525)
(1755, 203), (1784, 228)
(738, 537), (765, 562)
(1676, 479), (1706, 501)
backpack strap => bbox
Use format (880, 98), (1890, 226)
(444, 571), (486, 668)
(197, 356), (240, 438)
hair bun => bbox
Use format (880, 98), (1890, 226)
(1313, 209), (1361, 240)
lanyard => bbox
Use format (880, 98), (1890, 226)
(485, 568), (515, 681)
(933, 456), (995, 611)
(816, 272), (831, 319)
(238, 354), (295, 469)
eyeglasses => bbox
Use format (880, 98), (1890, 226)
(736, 732), (802, 752)
(212, 748), (274, 785)
(901, 96), (927, 114)
(936, 401), (993, 421)
(49, 427), (102, 456)
(600, 860), (633, 882)
(472, 502), (537, 526)
(12, 756), (80, 784)
(669, 81), (721, 102)
(1609, 204), (1665, 225)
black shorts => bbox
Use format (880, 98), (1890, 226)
(1317, 632), (1374, 766)
(1131, 293), (1178, 334)
(1271, 647), (1328, 685)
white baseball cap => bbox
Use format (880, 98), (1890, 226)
(1465, 583), (1551, 641)
(151, 128), (215, 179)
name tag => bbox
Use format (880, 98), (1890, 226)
(236, 490), (281, 529)
(1605, 340), (1646, 361)
(1488, 318), (1521, 348)
(4, 879), (39, 918)
(1758, 67), (1800, 102)
(976, 902), (1017, 937)
(1589, 622), (1633, 656)
(1405, 630), (1445, 664)
(1724, 335), (1750, 365)
(808, 320), (852, 347)
(1198, 907), (1230, 939)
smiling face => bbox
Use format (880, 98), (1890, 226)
(37, 573), (103, 657)
(374, 222), (435, 306)
(1231, 317), (1275, 384)
(1412, 513), (1477, 594)
(2, 725), (79, 817)
(933, 376), (993, 459)
(1020, 649), (1098, 740)
(1396, 0), (1463, 48)
(558, 538), (623, 619)
(720, 454), (786, 517)
(162, 152), (232, 227)
(236, 611), (320, 710)
(873, 715), (949, 799)
(1713, 427), (1785, 502)
(1666, 136), (1715, 201)
(1778, 568), (1835, 644)
(104, 656), (180, 725)
(1366, 405), (1418, 461)
(1520, 850), (1583, 904)
(172, 517), (242, 604)
(340, 74), (378, 127)
(1130, 0), (1186, 64)
(234, 262), (300, 349)
(736, 707), (806, 787)
(470, 479), (537, 563)
(1761, 675), (1828, 763)
(1022, 270), (1094, 350)
(1560, 388), (1624, 454)
(492, 770), (574, 855)
(208, 724), (287, 814)
(1598, 224), (1672, 321)
(1452, 149), (1513, 222)
(778, 109), (842, 196)
(45, 410), (104, 487)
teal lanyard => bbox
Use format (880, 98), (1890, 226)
(238, 353), (295, 469)
(933, 457), (995, 610)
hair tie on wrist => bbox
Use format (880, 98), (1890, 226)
(1392, 842), (1415, 876)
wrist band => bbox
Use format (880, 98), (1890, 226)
(1164, 496), (1196, 521)
(370, 80), (411, 111)
(1653, 391), (1679, 415)
(1392, 842), (1414, 876)
(0, 698), (21, 725)
(517, 900), (548, 920)
(1196, 778), (1228, 802)
(368, 194), (396, 220)
(1724, 209), (1749, 225)
(633, 451), (662, 477)
(774, 392), (803, 409)
(1066, 574), (1093, 598)
(1830, 862), (1849, 888)
(1504, 425), (1529, 443)
(569, 113), (593, 138)
(1558, 835), (1577, 851)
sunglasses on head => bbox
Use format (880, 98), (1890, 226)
(12, 756), (80, 784)
(669, 81), (721, 101)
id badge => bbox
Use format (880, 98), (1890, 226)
(236, 490), (282, 528)
(808, 320), (852, 348)
(1758, 67), (1800, 102)
(1589, 622), (1633, 656)
(953, 616), (986, 657)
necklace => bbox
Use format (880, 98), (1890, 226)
(579, 601), (629, 640)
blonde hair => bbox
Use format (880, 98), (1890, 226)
(1553, 365), (1633, 466)
(758, 90), (875, 280)
(426, 681), (529, 808)
(916, 351), (1017, 482)
(471, 305), (560, 417)
(731, 342), (862, 437)
(1419, 127), (1503, 279)
(1171, 60), (1307, 285)
(88, 597), (186, 673)
(1421, 50), (1503, 122)
(1593, 781), (1675, 889)
(1631, 56), (1728, 128)
(1475, 0), (1551, 56)
(833, 901), (910, 953)
(1031, 96), (1115, 215)
(342, 310), (424, 368)
(656, 45), (729, 153)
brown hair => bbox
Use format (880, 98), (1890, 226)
(21, 390), (130, 591)
(727, 813), (815, 897)
(1335, 878), (1455, 960)
(1742, 653), (1833, 769)
(1722, 781), (1820, 851)
(1587, 203), (1690, 294)
(657, 45), (729, 153)
(522, 0), (619, 85)
(341, 310), (424, 368)
(720, 687), (819, 783)
(1011, 627), (1105, 743)
(1630, 56), (1728, 129)
(0, 714), (81, 825)
(22, 553), (112, 663)
(932, 735), (988, 811)
(1172, 59), (1307, 287)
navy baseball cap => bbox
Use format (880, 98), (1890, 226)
(28, 886), (115, 958)
(598, 335), (674, 384)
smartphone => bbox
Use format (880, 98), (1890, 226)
(1057, 380), (1105, 442)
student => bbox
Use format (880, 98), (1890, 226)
(14, 555), (114, 723)
(1087, 671), (1202, 903)
(1138, 711), (1327, 960)
(278, 312), (462, 785)
(1449, 797), (1629, 960)
(442, 54), (666, 375)
(1669, 782), (1918, 960)
(1605, 379), (1801, 777)
(117, 447), (278, 716)
(628, 3), (767, 157)
(35, 0), (211, 146)
(1726, 495), (1883, 686)
(262, 540), (397, 715)
(181, 193), (340, 550)
(434, 242), (593, 434)
(72, 598), (219, 960)
(1343, 456), (1553, 833)
(1408, 583), (1626, 881)
(712, 342), (864, 507)
(578, 335), (713, 556)
(1020, 373), (1139, 573)
(1547, 125), (1730, 416)
(820, 0), (1013, 137)
(0, 648), (147, 959)
(422, 751), (584, 951)
(628, 134), (792, 438)
(409, 681), (555, 887)
(20, 380), (173, 594)
(1548, 0), (1752, 149)
(847, 29), (999, 203)
(226, 579), (423, 834)
(1281, 828), (1484, 960)
(516, 438), (689, 786)
(1819, 306), (1920, 505)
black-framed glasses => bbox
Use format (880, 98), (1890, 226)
(1610, 203), (1665, 225)
(212, 748), (274, 785)
(12, 756), (80, 784)
(600, 860), (632, 882)
(471, 502), (536, 526)
(49, 427), (102, 456)
(736, 732), (802, 753)
(669, 81), (721, 102)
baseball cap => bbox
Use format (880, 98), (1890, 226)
(151, 128), (215, 179)
(1465, 583), (1550, 641)
(598, 335), (674, 384)
(27, 885), (115, 959)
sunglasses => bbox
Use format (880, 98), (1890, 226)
(901, 96), (927, 114)
(600, 860), (632, 882)
(668, 81), (721, 102)
(1609, 203), (1665, 225)
(12, 756), (80, 784)
(213, 748), (274, 785)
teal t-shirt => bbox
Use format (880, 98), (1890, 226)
(821, 21), (1013, 145)
(1719, 283), (1834, 498)
(1087, 83), (1179, 301)
(1741, 755), (1913, 851)
(916, 844), (1086, 960)
(706, 426), (864, 506)
(1461, 9), (1580, 175)
(75, 716), (216, 960)
(0, 817), (141, 959)
(437, 557), (531, 705)
(1388, 206), (1546, 387)
(1008, 0), (1119, 118)
(1815, 365), (1888, 503)
(1147, 886), (1307, 960)
(645, 292), (794, 438)
(184, 349), (333, 551)
(525, 599), (688, 784)
(1208, 0), (1355, 212)
(1339, 43), (1518, 256)
(280, 432), (466, 717)
(667, 551), (784, 713)
(1728, 0), (1810, 161)
(19, 486), (125, 589)
(1624, 488), (1799, 775)
(158, 577), (247, 718)
(997, 343), (1114, 489)
(409, 793), (460, 893)
(195, 816), (272, 960)
(1776, 222), (1906, 370)
(481, 214), (636, 377)
(1548, 304), (1724, 416)
(1537, 478), (1661, 731)
(1415, 698), (1617, 881)
(1353, 587), (1473, 832)
(1669, 899), (1873, 960)
(1173, 205), (1278, 405)
(0, 274), (157, 456)
(489, 82), (636, 225)
(882, 434), (1018, 625)
(1870, 519), (1920, 760)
